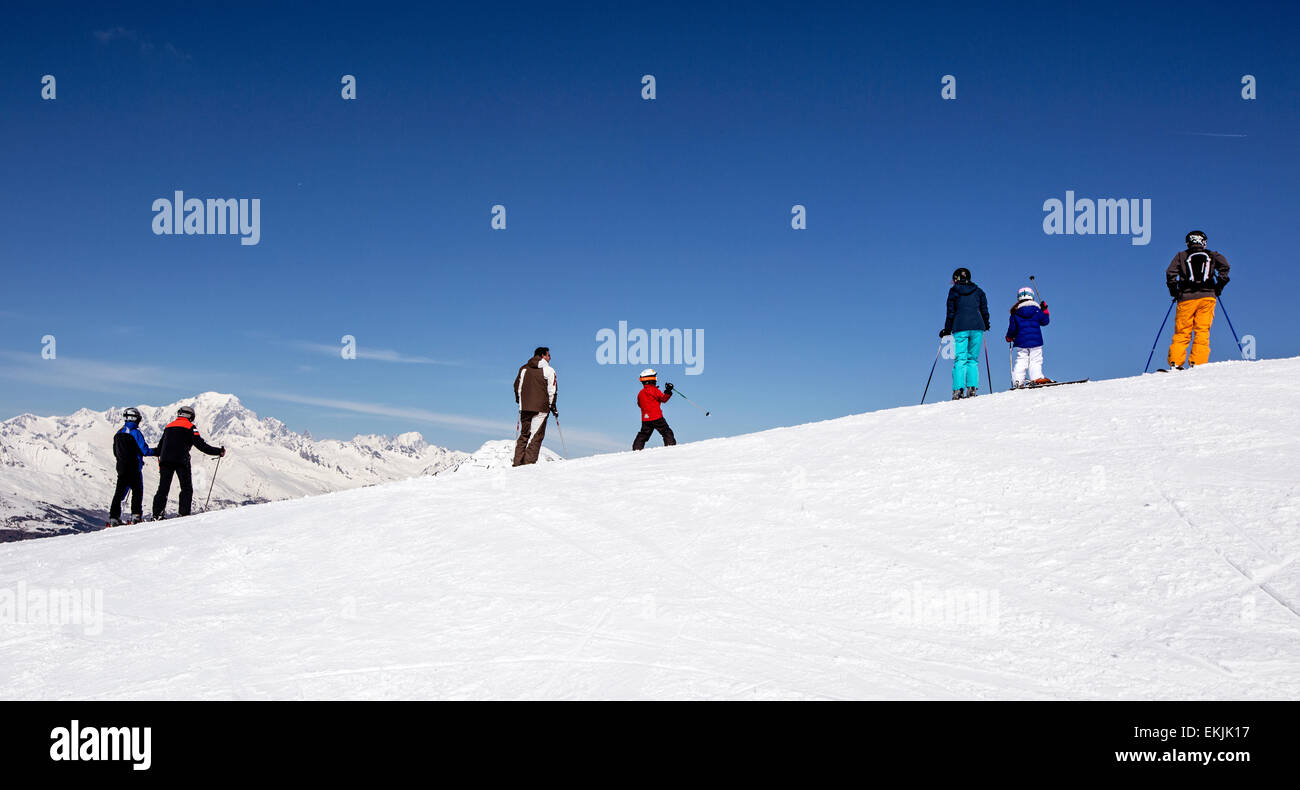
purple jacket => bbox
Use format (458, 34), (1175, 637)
(1006, 304), (1050, 348)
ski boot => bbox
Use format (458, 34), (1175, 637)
(965, 386), (978, 398)
(129, 514), (143, 525)
(951, 389), (965, 400)
(106, 518), (122, 528)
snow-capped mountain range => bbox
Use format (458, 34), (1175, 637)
(0, 392), (556, 541)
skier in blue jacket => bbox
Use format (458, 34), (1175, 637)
(1005, 286), (1052, 388)
(108, 407), (155, 526)
(940, 267), (990, 399)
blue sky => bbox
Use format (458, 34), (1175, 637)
(1, 1), (1297, 454)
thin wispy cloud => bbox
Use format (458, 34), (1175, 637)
(93, 26), (138, 44)
(256, 391), (515, 433)
(92, 27), (191, 60)
(1176, 132), (1248, 138)
(255, 390), (624, 450)
(294, 341), (461, 366)
(0, 351), (208, 396)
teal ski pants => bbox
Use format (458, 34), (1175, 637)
(952, 330), (983, 390)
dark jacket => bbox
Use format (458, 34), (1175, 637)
(1006, 304), (1051, 349)
(514, 355), (557, 413)
(945, 283), (990, 333)
(1166, 249), (1230, 302)
(113, 423), (154, 473)
(155, 417), (222, 465)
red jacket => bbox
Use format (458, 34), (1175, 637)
(637, 384), (671, 421)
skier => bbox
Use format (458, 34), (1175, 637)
(107, 407), (156, 526)
(940, 267), (990, 399)
(1166, 230), (1231, 369)
(513, 346), (557, 466)
(632, 369), (676, 450)
(150, 405), (225, 520)
(1005, 286), (1052, 388)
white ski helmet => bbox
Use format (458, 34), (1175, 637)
(638, 368), (657, 383)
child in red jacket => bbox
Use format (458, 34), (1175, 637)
(632, 368), (677, 450)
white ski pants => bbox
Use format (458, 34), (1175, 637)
(1012, 346), (1044, 386)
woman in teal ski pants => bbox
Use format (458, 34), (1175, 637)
(940, 267), (990, 399)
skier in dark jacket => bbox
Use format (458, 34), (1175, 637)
(632, 368), (676, 450)
(108, 407), (155, 526)
(1005, 286), (1052, 388)
(940, 267), (990, 399)
(512, 347), (557, 466)
(1165, 230), (1231, 369)
(151, 405), (224, 519)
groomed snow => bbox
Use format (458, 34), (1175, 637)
(1, 359), (1298, 699)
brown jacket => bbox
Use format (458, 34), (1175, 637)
(1166, 249), (1230, 302)
(514, 355), (557, 413)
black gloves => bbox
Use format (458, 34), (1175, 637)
(1040, 301), (1048, 311)
(939, 328), (952, 338)
(550, 405), (558, 418)
(1168, 282), (1179, 299)
(984, 322), (991, 331)
(220, 447), (227, 457)
(1214, 277), (1228, 296)
(664, 382), (674, 393)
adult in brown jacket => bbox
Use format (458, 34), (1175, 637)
(1165, 230), (1231, 368)
(513, 347), (557, 466)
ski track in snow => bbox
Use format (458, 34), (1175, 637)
(1, 359), (1299, 699)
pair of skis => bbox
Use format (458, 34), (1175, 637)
(1012, 378), (1089, 390)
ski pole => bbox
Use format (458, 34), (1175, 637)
(1217, 297), (1246, 359)
(1008, 342), (1014, 389)
(920, 344), (942, 404)
(551, 412), (569, 459)
(983, 334), (993, 394)
(1143, 299), (1176, 373)
(203, 455), (222, 512)
(1029, 274), (1044, 302)
(671, 388), (710, 416)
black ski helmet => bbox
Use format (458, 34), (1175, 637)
(1185, 230), (1207, 249)
(123, 407), (141, 423)
(952, 267), (972, 284)
(177, 406), (196, 420)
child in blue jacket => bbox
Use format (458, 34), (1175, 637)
(1005, 286), (1051, 388)
(109, 407), (155, 526)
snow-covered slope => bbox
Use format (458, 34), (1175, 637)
(433, 439), (560, 476)
(1, 360), (1298, 700)
(0, 393), (550, 540)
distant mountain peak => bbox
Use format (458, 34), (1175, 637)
(0, 394), (519, 541)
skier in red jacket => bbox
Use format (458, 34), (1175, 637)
(632, 368), (677, 450)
